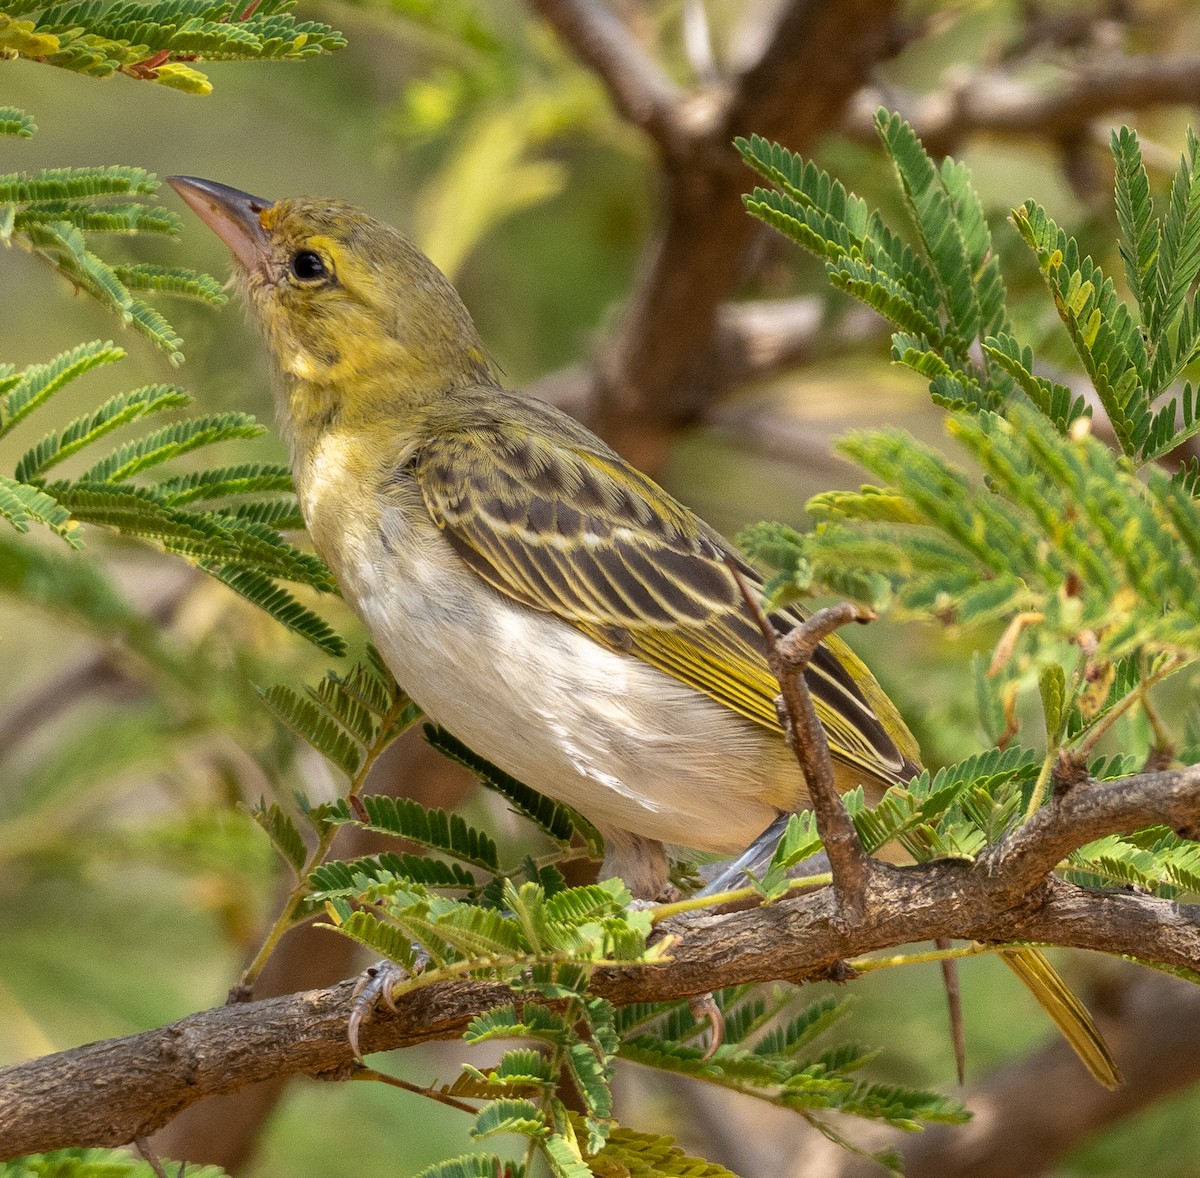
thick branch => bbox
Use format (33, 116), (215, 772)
(848, 52), (1200, 157)
(4, 765), (1200, 1159)
(986, 765), (1200, 897)
(527, 0), (901, 469)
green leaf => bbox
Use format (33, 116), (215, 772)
(14, 384), (191, 482)
(1039, 664), (1066, 745)
(328, 794), (501, 871)
(593, 1127), (741, 1177)
(0, 164), (157, 204)
(982, 334), (1089, 433)
(0, 339), (125, 437)
(875, 109), (994, 345)
(424, 725), (602, 855)
(0, 474), (81, 545)
(212, 564), (344, 653)
(309, 851), (478, 896)
(157, 462), (294, 504)
(248, 800), (308, 874)
(1112, 126), (1160, 329)
(1153, 127), (1200, 346)
(541, 1131), (592, 1178)
(1011, 201), (1150, 457)
(466, 1002), (569, 1045)
(413, 1156), (514, 1178)
(471, 1097), (546, 1142)
(260, 683), (363, 777)
(109, 263), (226, 305)
(0, 105), (36, 138)
(78, 411), (264, 482)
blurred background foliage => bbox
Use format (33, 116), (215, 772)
(6, 0), (1200, 1175)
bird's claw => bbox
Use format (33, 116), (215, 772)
(689, 992), (725, 1060)
(348, 954), (427, 1061)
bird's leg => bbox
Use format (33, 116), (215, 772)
(599, 828), (678, 902)
(688, 992), (725, 1060)
(347, 948), (431, 1061)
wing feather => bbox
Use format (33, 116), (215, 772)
(413, 409), (920, 787)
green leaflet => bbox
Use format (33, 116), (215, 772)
(413, 1157), (518, 1178)
(328, 794), (501, 871)
(424, 724), (603, 855)
(0, 1150), (232, 1177)
(8, 0), (345, 94)
(0, 105), (36, 137)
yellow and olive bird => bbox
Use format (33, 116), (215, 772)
(170, 177), (1119, 1087)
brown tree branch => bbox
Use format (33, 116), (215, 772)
(527, 0), (902, 471)
(848, 52), (1200, 158)
(4, 763), (1199, 1160)
(524, 0), (685, 154)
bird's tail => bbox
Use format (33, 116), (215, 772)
(1000, 946), (1121, 1088)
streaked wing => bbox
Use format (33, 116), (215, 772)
(412, 409), (920, 787)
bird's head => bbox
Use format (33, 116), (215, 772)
(169, 177), (492, 439)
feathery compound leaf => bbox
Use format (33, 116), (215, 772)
(248, 800), (307, 874)
(78, 411), (263, 482)
(308, 851), (477, 896)
(424, 725), (602, 854)
(8, 0), (345, 90)
(591, 1127), (740, 1177)
(471, 1097), (546, 1141)
(109, 263), (226, 305)
(19, 218), (187, 360)
(333, 908), (427, 971)
(0, 164), (157, 203)
(737, 144), (949, 349)
(14, 384), (190, 482)
(1112, 126), (1160, 328)
(1154, 127), (1200, 346)
(413, 1156), (513, 1178)
(982, 333), (1090, 432)
(329, 794), (501, 871)
(0, 340), (125, 437)
(259, 683), (363, 776)
(2, 165), (227, 359)
(0, 474), (81, 545)
(1011, 201), (1150, 456)
(157, 462), (294, 504)
(15, 199), (181, 236)
(875, 109), (988, 345)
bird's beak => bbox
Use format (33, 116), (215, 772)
(168, 176), (273, 274)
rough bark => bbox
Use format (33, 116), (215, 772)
(3, 763), (1199, 1159)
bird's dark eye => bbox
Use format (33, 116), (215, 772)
(291, 249), (329, 282)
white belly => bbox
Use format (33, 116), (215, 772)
(334, 500), (788, 854)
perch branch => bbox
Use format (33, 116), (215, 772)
(4, 762), (1200, 1159)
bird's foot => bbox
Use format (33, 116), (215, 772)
(689, 992), (725, 1060)
(348, 952), (429, 1061)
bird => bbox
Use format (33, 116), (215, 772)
(169, 176), (1119, 1087)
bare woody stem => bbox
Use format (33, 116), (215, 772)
(726, 558), (877, 925)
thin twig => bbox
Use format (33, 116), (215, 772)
(726, 559), (877, 924)
(525, 0), (685, 153)
(134, 1136), (180, 1178)
(351, 1066), (479, 1114)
